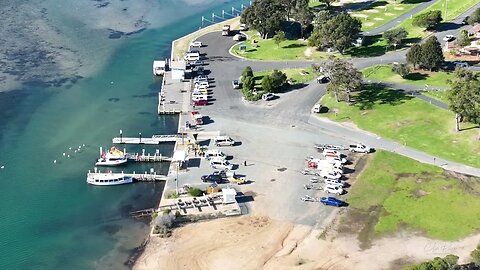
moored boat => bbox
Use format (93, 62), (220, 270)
(87, 172), (133, 186)
(95, 147), (128, 166)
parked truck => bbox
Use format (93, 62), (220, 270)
(222, 25), (231, 36)
(349, 143), (372, 153)
(191, 111), (203, 125)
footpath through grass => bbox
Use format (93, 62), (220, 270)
(362, 64), (454, 87)
(346, 150), (480, 240)
(351, 1), (421, 32)
(320, 84), (480, 168)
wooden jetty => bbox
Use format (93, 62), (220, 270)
(128, 153), (171, 162)
(112, 134), (181, 145)
(87, 172), (167, 182)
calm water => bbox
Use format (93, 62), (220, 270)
(0, 0), (248, 269)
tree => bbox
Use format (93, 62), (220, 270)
(240, 0), (286, 39)
(324, 59), (362, 102)
(392, 63), (410, 78)
(242, 66), (254, 80)
(420, 36), (444, 71)
(270, 69), (287, 92)
(406, 44), (423, 69)
(309, 12), (362, 53)
(467, 7), (480, 25)
(313, 10), (334, 27)
(242, 76), (255, 92)
(471, 244), (480, 265)
(261, 75), (275, 93)
(412, 10), (442, 30)
(457, 29), (471, 47)
(382, 27), (408, 48)
(273, 31), (286, 47)
(293, 0), (314, 38)
(317, 0), (339, 9)
(447, 69), (480, 135)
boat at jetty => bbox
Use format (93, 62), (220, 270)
(87, 171), (133, 186)
(96, 147), (128, 166)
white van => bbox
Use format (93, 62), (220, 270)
(214, 136), (235, 147)
(184, 52), (200, 61)
(210, 158), (233, 170)
(205, 149), (226, 160)
(195, 81), (209, 88)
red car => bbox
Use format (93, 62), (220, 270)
(192, 99), (208, 106)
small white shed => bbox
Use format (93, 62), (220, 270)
(222, 188), (237, 204)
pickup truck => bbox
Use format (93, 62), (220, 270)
(349, 144), (372, 153)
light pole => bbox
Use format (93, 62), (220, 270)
(139, 132), (142, 144)
(120, 129), (123, 144)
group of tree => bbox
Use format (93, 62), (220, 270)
(406, 36), (444, 70)
(241, 0), (314, 39)
(262, 69), (287, 93)
(382, 27), (408, 49)
(241, 66), (255, 94)
(323, 58), (362, 102)
(308, 11), (362, 53)
(457, 29), (471, 47)
(412, 10), (443, 30)
(405, 244), (480, 269)
(467, 7), (480, 25)
(447, 69), (480, 136)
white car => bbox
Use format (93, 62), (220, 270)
(443, 35), (455, 42)
(262, 93), (275, 101)
(349, 144), (371, 153)
(209, 158), (233, 170)
(324, 184), (344, 195)
(239, 23), (248, 31)
(324, 178), (347, 187)
(205, 149), (226, 160)
(233, 34), (246, 41)
(312, 103), (322, 113)
(191, 41), (203, 47)
(318, 170), (342, 180)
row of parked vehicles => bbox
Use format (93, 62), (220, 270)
(200, 136), (247, 185)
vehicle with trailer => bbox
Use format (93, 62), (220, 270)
(191, 111), (203, 125)
(349, 144), (372, 153)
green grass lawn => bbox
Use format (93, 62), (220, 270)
(347, 150), (480, 240)
(232, 36), (335, 60)
(255, 67), (317, 86)
(396, 0), (479, 39)
(362, 64), (455, 87)
(421, 90), (450, 103)
(351, 1), (421, 32)
(320, 84), (480, 168)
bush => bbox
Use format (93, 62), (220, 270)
(188, 187), (203, 197)
(163, 208), (171, 215)
(392, 63), (410, 78)
(167, 192), (179, 199)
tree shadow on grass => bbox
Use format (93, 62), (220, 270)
(347, 35), (387, 57)
(355, 83), (414, 110)
(404, 72), (429, 81)
(282, 43), (307, 49)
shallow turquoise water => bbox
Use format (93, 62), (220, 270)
(0, 0), (248, 269)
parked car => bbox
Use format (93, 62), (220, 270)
(214, 136), (235, 147)
(324, 178), (347, 187)
(201, 173), (226, 183)
(193, 75), (208, 83)
(320, 197), (347, 207)
(454, 61), (468, 68)
(323, 149), (343, 157)
(312, 103), (323, 113)
(443, 35), (455, 42)
(233, 34), (246, 41)
(318, 170), (342, 180)
(232, 80), (241, 89)
(324, 184), (344, 195)
(190, 41), (203, 47)
(349, 144), (372, 153)
(317, 75), (330, 83)
(193, 66), (205, 75)
(192, 99), (208, 106)
(262, 93), (275, 101)
(239, 23), (248, 31)
(205, 149), (226, 160)
(209, 158), (233, 170)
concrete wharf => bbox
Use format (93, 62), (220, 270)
(157, 68), (192, 115)
(87, 171), (167, 182)
(112, 134), (181, 145)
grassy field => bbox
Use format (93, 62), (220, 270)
(351, 1), (420, 32)
(346, 150), (480, 240)
(231, 35), (334, 60)
(362, 64), (455, 87)
(320, 84), (480, 168)
(255, 67), (317, 86)
(395, 0), (479, 39)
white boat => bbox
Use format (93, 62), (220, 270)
(95, 147), (128, 166)
(153, 60), (166, 76)
(87, 172), (133, 186)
